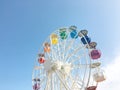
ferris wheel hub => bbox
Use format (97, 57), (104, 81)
(43, 60), (72, 75)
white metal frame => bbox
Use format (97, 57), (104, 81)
(32, 27), (94, 90)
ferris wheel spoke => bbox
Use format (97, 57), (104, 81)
(53, 74), (57, 90)
(62, 39), (67, 61)
(55, 30), (61, 59)
(36, 69), (46, 78)
(44, 81), (48, 90)
(57, 42), (63, 62)
(74, 53), (86, 59)
(73, 64), (90, 69)
(59, 70), (73, 83)
(34, 66), (44, 70)
(68, 57), (79, 64)
(68, 54), (86, 63)
(64, 39), (75, 56)
(45, 52), (51, 60)
(59, 69), (83, 90)
(67, 72), (79, 86)
(51, 46), (56, 61)
(55, 70), (70, 90)
(40, 78), (46, 85)
(52, 49), (58, 61)
(62, 29), (70, 60)
(44, 74), (50, 90)
(51, 74), (54, 90)
(64, 38), (84, 61)
(71, 76), (83, 89)
(65, 46), (84, 62)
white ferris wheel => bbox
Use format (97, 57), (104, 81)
(32, 26), (106, 90)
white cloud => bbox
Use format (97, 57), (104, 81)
(97, 55), (120, 90)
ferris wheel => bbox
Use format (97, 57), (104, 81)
(32, 26), (106, 90)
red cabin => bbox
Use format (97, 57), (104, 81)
(86, 86), (97, 90)
(38, 53), (45, 64)
(38, 57), (45, 64)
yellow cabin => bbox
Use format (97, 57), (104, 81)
(50, 34), (58, 45)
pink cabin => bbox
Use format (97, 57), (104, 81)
(90, 49), (101, 59)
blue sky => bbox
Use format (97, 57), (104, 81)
(0, 0), (120, 90)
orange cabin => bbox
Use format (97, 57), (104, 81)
(44, 47), (50, 52)
(44, 42), (51, 53)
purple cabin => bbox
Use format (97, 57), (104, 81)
(90, 49), (101, 59)
(33, 83), (40, 90)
